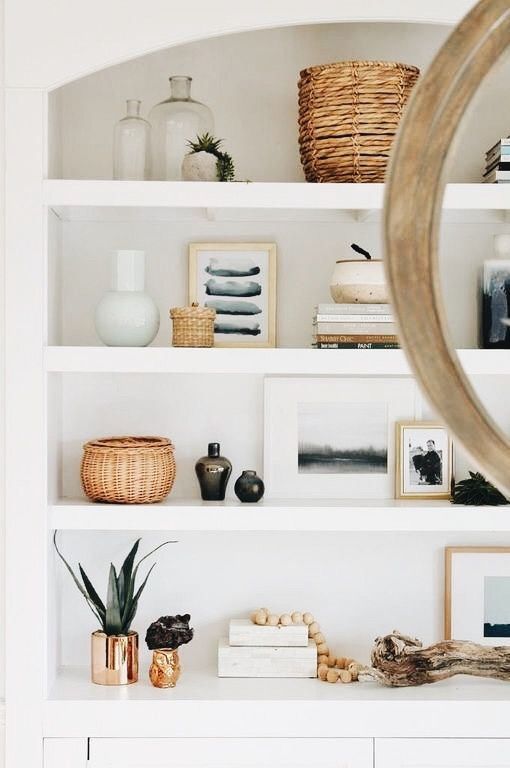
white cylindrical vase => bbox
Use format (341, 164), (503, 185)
(95, 250), (160, 346)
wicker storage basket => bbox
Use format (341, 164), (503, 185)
(298, 60), (420, 183)
(81, 436), (176, 504)
(170, 303), (216, 347)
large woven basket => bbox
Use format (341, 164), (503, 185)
(81, 436), (176, 504)
(298, 61), (420, 183)
(170, 303), (216, 347)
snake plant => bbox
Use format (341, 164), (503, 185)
(53, 533), (175, 635)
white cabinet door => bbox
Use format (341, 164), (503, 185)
(377, 739), (510, 767)
(89, 738), (372, 768)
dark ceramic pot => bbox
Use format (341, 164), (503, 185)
(234, 470), (265, 503)
(195, 442), (232, 501)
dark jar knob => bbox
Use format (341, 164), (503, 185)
(234, 470), (265, 503)
(195, 442), (232, 501)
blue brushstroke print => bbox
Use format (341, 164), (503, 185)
(205, 278), (262, 297)
(205, 300), (262, 316)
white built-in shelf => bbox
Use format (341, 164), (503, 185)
(45, 347), (510, 376)
(44, 181), (510, 223)
(46, 667), (510, 738)
(49, 498), (510, 532)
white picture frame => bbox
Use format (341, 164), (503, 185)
(445, 547), (510, 644)
(189, 242), (277, 348)
(264, 377), (421, 499)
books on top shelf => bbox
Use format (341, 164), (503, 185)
(312, 303), (399, 349)
(484, 137), (510, 182)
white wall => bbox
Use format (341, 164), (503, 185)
(54, 218), (510, 350)
(55, 528), (510, 678)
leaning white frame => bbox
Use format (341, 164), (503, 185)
(264, 377), (421, 499)
(445, 547), (510, 644)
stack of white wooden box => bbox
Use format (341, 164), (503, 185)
(218, 619), (317, 678)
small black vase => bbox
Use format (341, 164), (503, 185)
(234, 470), (265, 503)
(195, 443), (232, 501)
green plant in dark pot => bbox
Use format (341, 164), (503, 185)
(54, 533), (175, 685)
(452, 471), (508, 506)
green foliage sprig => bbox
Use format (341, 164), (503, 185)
(187, 132), (235, 181)
(452, 471), (508, 506)
(53, 533), (175, 635)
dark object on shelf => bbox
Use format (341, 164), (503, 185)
(234, 470), (265, 503)
(350, 243), (372, 260)
(145, 614), (194, 650)
(452, 471), (508, 505)
(195, 442), (232, 500)
(368, 630), (510, 687)
(481, 236), (510, 348)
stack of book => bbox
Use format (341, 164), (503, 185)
(218, 619), (317, 678)
(484, 137), (510, 183)
(312, 303), (398, 349)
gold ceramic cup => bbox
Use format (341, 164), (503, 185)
(91, 631), (139, 685)
(149, 648), (181, 688)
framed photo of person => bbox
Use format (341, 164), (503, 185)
(189, 242), (277, 348)
(445, 547), (510, 644)
(395, 421), (452, 499)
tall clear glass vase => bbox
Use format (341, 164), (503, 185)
(149, 76), (214, 180)
(113, 99), (151, 180)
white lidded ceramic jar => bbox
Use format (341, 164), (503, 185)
(330, 244), (388, 304)
(95, 250), (160, 346)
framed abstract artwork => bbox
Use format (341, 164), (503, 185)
(395, 421), (453, 500)
(264, 377), (421, 499)
(189, 242), (276, 347)
(445, 547), (510, 644)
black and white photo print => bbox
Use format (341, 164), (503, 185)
(189, 243), (276, 347)
(396, 422), (452, 499)
(297, 402), (387, 474)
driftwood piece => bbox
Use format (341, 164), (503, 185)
(366, 630), (510, 687)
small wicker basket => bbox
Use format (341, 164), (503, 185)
(298, 60), (420, 183)
(81, 436), (176, 504)
(170, 303), (216, 347)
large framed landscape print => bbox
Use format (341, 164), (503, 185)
(264, 377), (420, 499)
(445, 547), (510, 645)
(189, 242), (277, 347)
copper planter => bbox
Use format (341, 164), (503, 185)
(91, 631), (139, 685)
(149, 648), (181, 688)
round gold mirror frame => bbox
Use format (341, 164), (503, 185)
(384, 0), (510, 496)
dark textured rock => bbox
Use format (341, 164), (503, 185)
(145, 614), (194, 650)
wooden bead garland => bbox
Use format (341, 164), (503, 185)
(250, 608), (363, 684)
